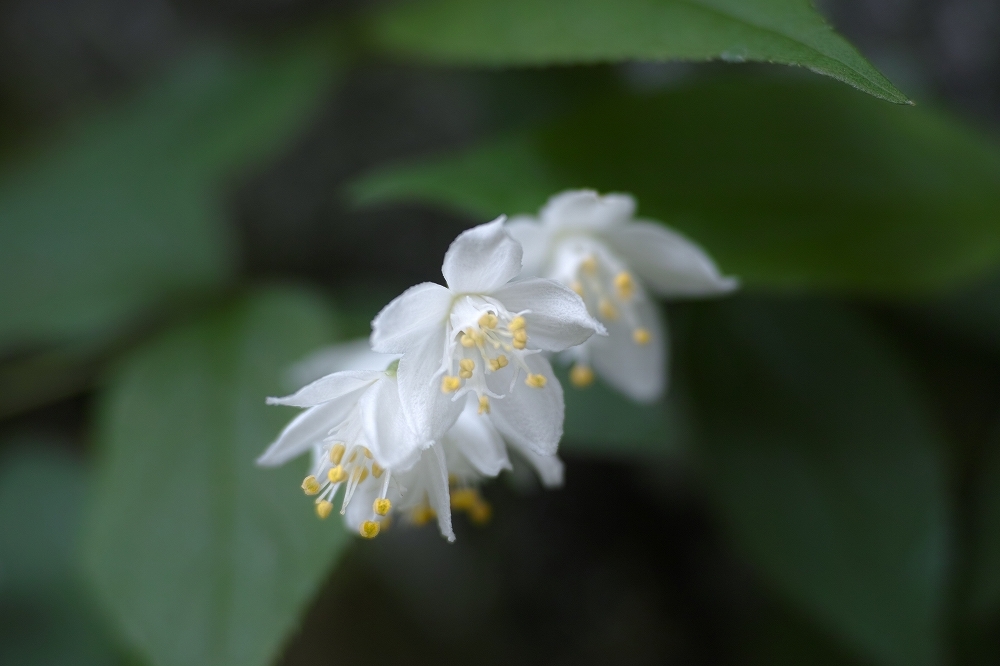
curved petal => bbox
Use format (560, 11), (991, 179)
(267, 370), (380, 408)
(505, 217), (549, 277)
(442, 398), (511, 479)
(396, 324), (465, 442)
(541, 190), (635, 231)
(256, 400), (350, 467)
(359, 375), (424, 470)
(442, 217), (523, 294)
(486, 354), (564, 456)
(590, 297), (666, 403)
(492, 278), (605, 351)
(288, 339), (398, 388)
(370, 282), (453, 353)
(397, 444), (455, 542)
(508, 442), (565, 488)
(603, 221), (738, 297)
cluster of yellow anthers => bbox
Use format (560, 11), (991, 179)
(300, 442), (392, 539)
(440, 312), (547, 404)
(450, 487), (492, 525)
(569, 256), (651, 388)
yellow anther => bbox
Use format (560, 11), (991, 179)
(569, 364), (595, 388)
(316, 500), (333, 519)
(571, 281), (584, 296)
(489, 355), (508, 371)
(359, 521), (380, 539)
(633, 328), (651, 345)
(411, 504), (436, 526)
(441, 375), (461, 393)
(508, 316), (526, 331)
(478, 313), (498, 329)
(329, 443), (345, 465)
(301, 475), (320, 495)
(466, 327), (486, 345)
(478, 395), (490, 414)
(513, 329), (528, 343)
(371, 462), (384, 478)
(362, 447), (372, 459)
(581, 255), (598, 274)
(599, 299), (619, 320)
(460, 332), (476, 348)
(451, 487), (480, 511)
(525, 373), (547, 388)
(351, 466), (368, 483)
(469, 500), (492, 525)
(513, 338), (527, 350)
(373, 498), (392, 516)
(327, 465), (347, 483)
(347, 449), (358, 464)
(614, 271), (635, 299)
(459, 358), (475, 379)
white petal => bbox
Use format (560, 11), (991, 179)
(359, 375), (424, 470)
(396, 324), (465, 442)
(370, 282), (453, 353)
(505, 217), (549, 277)
(590, 297), (666, 403)
(486, 354), (564, 456)
(267, 370), (381, 408)
(508, 442), (565, 488)
(492, 278), (605, 351)
(441, 217), (523, 294)
(398, 444), (455, 542)
(256, 400), (349, 467)
(603, 221), (738, 297)
(541, 190), (635, 231)
(442, 398), (511, 479)
(287, 339), (398, 388)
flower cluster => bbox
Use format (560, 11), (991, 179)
(257, 191), (735, 541)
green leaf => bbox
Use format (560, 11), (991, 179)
(366, 0), (907, 103)
(681, 297), (949, 665)
(0, 441), (131, 666)
(83, 286), (352, 666)
(351, 78), (1000, 294)
(0, 43), (336, 354)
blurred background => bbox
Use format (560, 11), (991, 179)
(2, 0), (1000, 665)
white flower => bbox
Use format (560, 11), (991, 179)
(507, 190), (738, 403)
(370, 217), (605, 455)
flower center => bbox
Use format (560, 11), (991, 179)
(439, 296), (547, 404)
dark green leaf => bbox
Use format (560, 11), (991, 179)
(83, 286), (352, 666)
(351, 78), (1000, 294)
(970, 431), (1000, 619)
(0, 43), (336, 354)
(366, 0), (907, 103)
(682, 297), (949, 666)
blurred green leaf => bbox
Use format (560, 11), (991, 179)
(351, 78), (1000, 294)
(83, 286), (352, 666)
(0, 441), (130, 665)
(0, 42), (336, 354)
(682, 297), (949, 666)
(366, 0), (906, 103)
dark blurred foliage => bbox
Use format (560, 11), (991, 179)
(2, 1), (1000, 665)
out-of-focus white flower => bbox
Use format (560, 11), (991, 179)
(507, 190), (738, 403)
(370, 217), (605, 456)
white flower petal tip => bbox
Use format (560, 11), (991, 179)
(370, 282), (453, 354)
(541, 189), (636, 231)
(442, 216), (523, 294)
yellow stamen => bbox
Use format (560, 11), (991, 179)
(512, 329), (528, 350)
(614, 271), (635, 299)
(441, 375), (461, 393)
(571, 281), (584, 296)
(362, 447), (372, 459)
(301, 475), (320, 495)
(599, 299), (619, 320)
(328, 465), (347, 483)
(478, 313), (498, 329)
(451, 488), (480, 511)
(316, 500), (333, 519)
(351, 466), (368, 483)
(460, 332), (476, 348)
(360, 521), (380, 539)
(411, 504), (436, 526)
(478, 395), (490, 414)
(513, 339), (526, 350)
(633, 328), (651, 345)
(525, 373), (547, 388)
(508, 316), (526, 331)
(569, 364), (595, 388)
(469, 500), (492, 525)
(581, 255), (598, 275)
(459, 358), (475, 380)
(489, 355), (509, 371)
(371, 462), (384, 478)
(329, 443), (345, 465)
(466, 327), (486, 345)
(373, 498), (392, 516)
